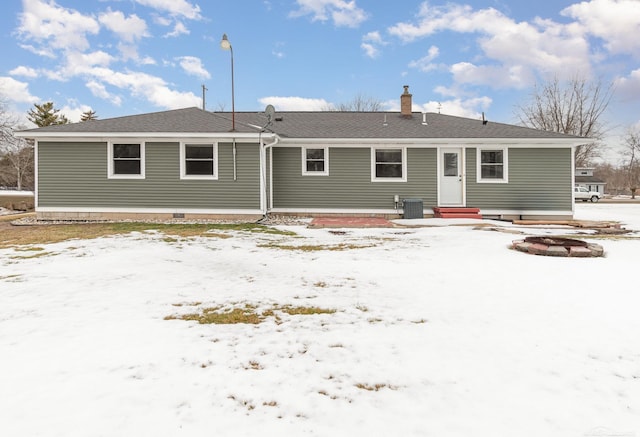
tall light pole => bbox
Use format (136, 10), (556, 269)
(220, 33), (235, 131)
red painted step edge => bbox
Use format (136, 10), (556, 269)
(433, 207), (481, 213)
(436, 213), (483, 219)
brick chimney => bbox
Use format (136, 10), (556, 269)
(400, 85), (413, 117)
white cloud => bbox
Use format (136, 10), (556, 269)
(0, 76), (40, 104)
(387, 2), (592, 88)
(99, 9), (149, 43)
(9, 66), (38, 78)
(17, 0), (100, 52)
(87, 68), (200, 109)
(408, 46), (440, 72)
(176, 56), (210, 80)
(18, 44), (55, 59)
(86, 80), (122, 106)
(116, 44), (156, 65)
(363, 30), (383, 44)
(479, 17), (590, 78)
(164, 21), (189, 38)
(290, 0), (368, 28)
(361, 31), (386, 58)
(258, 96), (331, 111)
(134, 0), (202, 20)
(153, 14), (172, 26)
(361, 43), (379, 59)
(59, 101), (94, 123)
(44, 50), (114, 81)
(388, 3), (500, 42)
(614, 68), (640, 102)
(562, 0), (640, 56)
(139, 56), (157, 65)
(382, 91), (491, 118)
(450, 62), (535, 89)
(418, 97), (493, 119)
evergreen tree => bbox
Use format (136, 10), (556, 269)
(80, 109), (98, 122)
(27, 102), (70, 127)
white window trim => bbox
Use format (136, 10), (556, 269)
(301, 146), (329, 176)
(371, 147), (407, 182)
(107, 141), (145, 179)
(180, 142), (218, 180)
(476, 146), (508, 183)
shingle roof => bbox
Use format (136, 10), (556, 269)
(251, 111), (584, 139)
(19, 106), (586, 140)
(575, 175), (606, 184)
(19, 107), (257, 134)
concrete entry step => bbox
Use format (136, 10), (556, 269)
(433, 207), (482, 219)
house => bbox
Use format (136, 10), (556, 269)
(575, 167), (606, 196)
(17, 86), (587, 221)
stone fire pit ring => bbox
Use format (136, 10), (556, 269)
(512, 236), (604, 257)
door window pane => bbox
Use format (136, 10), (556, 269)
(444, 152), (458, 176)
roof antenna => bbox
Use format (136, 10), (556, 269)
(482, 112), (488, 125)
(262, 104), (276, 130)
(437, 102), (442, 114)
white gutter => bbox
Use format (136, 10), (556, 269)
(13, 131), (263, 141)
(277, 137), (586, 147)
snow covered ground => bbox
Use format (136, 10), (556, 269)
(1, 204), (639, 437)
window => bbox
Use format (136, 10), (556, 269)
(443, 152), (458, 176)
(108, 142), (145, 179)
(372, 147), (406, 182)
(477, 147), (508, 183)
(302, 147), (328, 175)
(180, 143), (217, 179)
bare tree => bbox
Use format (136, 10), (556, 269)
(0, 102), (34, 190)
(324, 93), (384, 111)
(620, 126), (640, 198)
(0, 137), (34, 190)
(593, 162), (620, 195)
(515, 76), (613, 167)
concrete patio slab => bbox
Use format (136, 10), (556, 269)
(309, 217), (394, 228)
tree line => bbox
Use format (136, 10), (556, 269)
(1, 78), (640, 196)
(516, 76), (640, 198)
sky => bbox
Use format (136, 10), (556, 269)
(1, 0), (639, 161)
(1, 203), (639, 436)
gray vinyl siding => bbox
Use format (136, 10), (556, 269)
(466, 147), (572, 210)
(271, 147), (437, 209)
(38, 141), (260, 209)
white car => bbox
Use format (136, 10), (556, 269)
(574, 186), (601, 202)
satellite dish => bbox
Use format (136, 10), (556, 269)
(265, 104), (275, 123)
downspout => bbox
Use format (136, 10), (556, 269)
(34, 140), (39, 212)
(571, 143), (576, 218)
(259, 133), (279, 218)
(233, 139), (237, 181)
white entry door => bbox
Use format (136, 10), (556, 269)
(440, 148), (464, 206)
